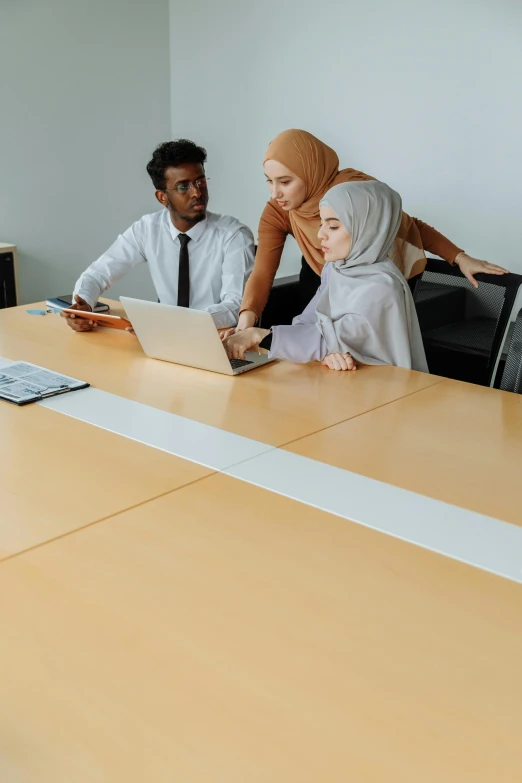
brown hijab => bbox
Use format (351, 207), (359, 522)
(264, 129), (426, 279)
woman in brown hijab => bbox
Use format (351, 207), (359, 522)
(235, 129), (508, 331)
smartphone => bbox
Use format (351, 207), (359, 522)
(46, 295), (110, 313)
(62, 309), (132, 330)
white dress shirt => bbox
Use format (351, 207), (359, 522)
(73, 209), (255, 328)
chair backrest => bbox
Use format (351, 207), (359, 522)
(259, 274), (300, 327)
(413, 258), (522, 386)
(500, 309), (522, 393)
(259, 255), (304, 328)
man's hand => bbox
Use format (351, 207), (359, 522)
(455, 253), (509, 289)
(321, 353), (356, 371)
(224, 327), (269, 360)
(60, 295), (96, 332)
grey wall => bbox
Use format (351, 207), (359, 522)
(169, 0), (522, 277)
(0, 0), (171, 304)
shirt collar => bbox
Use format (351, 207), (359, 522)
(167, 212), (208, 244)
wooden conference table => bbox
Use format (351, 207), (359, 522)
(0, 300), (521, 782)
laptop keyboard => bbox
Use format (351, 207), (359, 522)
(229, 358), (254, 369)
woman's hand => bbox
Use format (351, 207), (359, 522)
(221, 310), (257, 341)
(321, 353), (356, 371)
(224, 327), (270, 360)
(220, 328), (235, 341)
(455, 253), (509, 289)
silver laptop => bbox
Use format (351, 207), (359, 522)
(120, 297), (274, 376)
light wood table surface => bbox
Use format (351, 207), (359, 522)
(0, 301), (442, 446)
(0, 473), (521, 783)
(285, 377), (522, 525)
(1, 296), (522, 781)
(0, 298), (442, 560)
(0, 401), (211, 560)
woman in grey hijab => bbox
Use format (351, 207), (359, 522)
(224, 180), (428, 373)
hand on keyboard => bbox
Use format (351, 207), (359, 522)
(223, 327), (270, 360)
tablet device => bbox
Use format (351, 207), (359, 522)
(62, 310), (132, 330)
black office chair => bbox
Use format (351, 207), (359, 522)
(500, 309), (522, 394)
(258, 273), (300, 328)
(413, 258), (522, 387)
(258, 252), (304, 329)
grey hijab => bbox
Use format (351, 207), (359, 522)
(316, 181), (428, 372)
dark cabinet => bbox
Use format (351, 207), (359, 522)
(0, 251), (17, 308)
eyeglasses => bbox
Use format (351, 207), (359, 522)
(163, 178), (209, 195)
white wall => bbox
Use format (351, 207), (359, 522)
(2, 1), (520, 305)
(0, 0), (171, 304)
(169, 0), (522, 277)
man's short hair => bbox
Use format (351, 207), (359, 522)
(146, 139), (207, 190)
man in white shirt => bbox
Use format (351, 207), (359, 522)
(62, 139), (255, 332)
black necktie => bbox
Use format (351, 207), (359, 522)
(177, 234), (191, 308)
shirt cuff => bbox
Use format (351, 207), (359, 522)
(74, 289), (96, 311)
(208, 309), (238, 329)
(259, 332), (272, 350)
